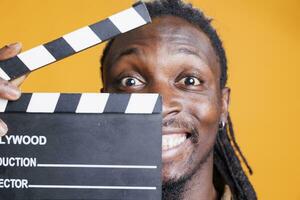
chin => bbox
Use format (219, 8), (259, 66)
(161, 143), (215, 185)
(161, 134), (196, 183)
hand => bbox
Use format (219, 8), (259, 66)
(0, 43), (28, 136)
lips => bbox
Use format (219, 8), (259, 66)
(161, 129), (192, 162)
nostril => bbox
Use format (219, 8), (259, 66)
(162, 101), (182, 119)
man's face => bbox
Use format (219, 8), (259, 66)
(102, 16), (229, 183)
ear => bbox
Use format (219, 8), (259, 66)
(220, 87), (230, 123)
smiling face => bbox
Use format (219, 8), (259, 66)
(102, 16), (229, 184)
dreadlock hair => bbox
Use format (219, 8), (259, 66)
(100, 0), (257, 199)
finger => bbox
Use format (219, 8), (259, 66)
(0, 119), (8, 136)
(0, 42), (22, 60)
(10, 74), (28, 87)
(0, 79), (21, 100)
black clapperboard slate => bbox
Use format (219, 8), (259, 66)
(0, 93), (162, 200)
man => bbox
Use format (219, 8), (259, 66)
(0, 0), (256, 199)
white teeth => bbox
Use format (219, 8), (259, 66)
(162, 134), (187, 151)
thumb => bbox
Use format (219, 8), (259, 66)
(10, 74), (28, 87)
(0, 42), (22, 60)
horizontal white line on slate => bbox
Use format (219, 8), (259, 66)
(28, 185), (157, 190)
(37, 164), (157, 169)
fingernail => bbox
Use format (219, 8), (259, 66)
(0, 121), (8, 136)
(6, 42), (21, 50)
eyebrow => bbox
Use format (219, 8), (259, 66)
(112, 47), (140, 66)
(111, 46), (202, 67)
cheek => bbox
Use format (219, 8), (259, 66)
(185, 96), (220, 165)
(186, 95), (221, 138)
(185, 96), (221, 149)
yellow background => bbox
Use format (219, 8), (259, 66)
(1, 0), (299, 199)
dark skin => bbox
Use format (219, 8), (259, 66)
(0, 16), (230, 200)
(102, 16), (230, 200)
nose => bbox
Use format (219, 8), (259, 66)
(148, 84), (182, 119)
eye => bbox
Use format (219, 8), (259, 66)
(120, 77), (144, 87)
(179, 76), (202, 86)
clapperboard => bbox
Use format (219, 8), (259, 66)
(0, 2), (163, 200)
(0, 93), (162, 199)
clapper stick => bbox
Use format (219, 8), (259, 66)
(0, 93), (161, 114)
(0, 1), (151, 81)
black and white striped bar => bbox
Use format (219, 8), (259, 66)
(0, 1), (151, 81)
(0, 93), (161, 114)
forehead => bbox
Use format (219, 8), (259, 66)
(104, 16), (220, 76)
